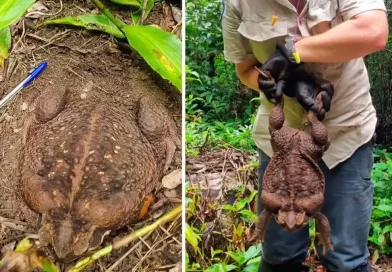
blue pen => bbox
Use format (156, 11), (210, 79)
(0, 61), (47, 109)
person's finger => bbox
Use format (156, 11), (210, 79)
(262, 58), (287, 80)
(299, 96), (318, 113)
(265, 94), (276, 104)
(320, 91), (331, 112)
(259, 80), (276, 90)
(276, 80), (285, 99)
(320, 83), (334, 99)
(318, 109), (326, 121)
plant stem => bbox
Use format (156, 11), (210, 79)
(90, 0), (126, 30)
(113, 205), (182, 249)
(67, 205), (182, 272)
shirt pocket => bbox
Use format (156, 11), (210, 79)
(237, 17), (288, 63)
(238, 15), (288, 42)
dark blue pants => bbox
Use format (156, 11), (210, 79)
(257, 140), (374, 272)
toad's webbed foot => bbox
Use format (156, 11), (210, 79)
(314, 212), (334, 256)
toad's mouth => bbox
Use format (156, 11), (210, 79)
(38, 214), (111, 261)
(275, 210), (310, 232)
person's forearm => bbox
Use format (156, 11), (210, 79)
(235, 57), (261, 92)
(236, 66), (260, 93)
(295, 11), (388, 63)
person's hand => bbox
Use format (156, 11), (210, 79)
(262, 42), (301, 81)
(255, 68), (280, 104)
(255, 42), (301, 104)
(294, 78), (334, 121)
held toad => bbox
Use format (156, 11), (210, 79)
(250, 76), (334, 255)
(19, 86), (181, 260)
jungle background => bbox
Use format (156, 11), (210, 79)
(185, 1), (392, 271)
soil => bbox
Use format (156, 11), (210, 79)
(0, 1), (182, 271)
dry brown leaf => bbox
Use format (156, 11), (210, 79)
(169, 262), (182, 272)
(162, 169), (182, 189)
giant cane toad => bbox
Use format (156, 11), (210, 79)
(251, 73), (334, 255)
(19, 86), (181, 260)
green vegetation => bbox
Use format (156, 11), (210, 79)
(186, 0), (258, 157)
(0, 0), (35, 79)
(0, 0), (182, 92)
(185, 0), (392, 271)
(42, 0), (182, 92)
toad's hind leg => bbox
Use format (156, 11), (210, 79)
(308, 111), (329, 147)
(19, 170), (67, 213)
(269, 95), (285, 135)
(75, 191), (142, 229)
(137, 95), (181, 172)
(249, 209), (272, 243)
(268, 80), (286, 134)
(307, 95), (329, 148)
(314, 212), (334, 256)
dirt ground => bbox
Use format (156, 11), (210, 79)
(0, 0), (182, 271)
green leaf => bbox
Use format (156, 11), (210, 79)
(110, 0), (141, 7)
(41, 14), (125, 39)
(376, 204), (392, 213)
(226, 264), (238, 271)
(221, 204), (236, 211)
(382, 225), (392, 233)
(123, 25), (182, 91)
(15, 238), (34, 252)
(131, 0), (155, 25)
(244, 244), (262, 261)
(378, 234), (385, 244)
(0, 0), (35, 30)
(247, 256), (262, 264)
(42, 258), (60, 272)
(235, 198), (250, 211)
(0, 26), (11, 80)
(185, 223), (199, 251)
(205, 263), (227, 272)
(243, 262), (259, 272)
(227, 250), (246, 266)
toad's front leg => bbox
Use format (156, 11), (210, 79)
(22, 87), (68, 145)
(137, 94), (181, 173)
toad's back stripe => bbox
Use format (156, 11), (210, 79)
(68, 107), (101, 208)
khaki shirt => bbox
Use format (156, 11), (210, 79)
(222, 0), (386, 169)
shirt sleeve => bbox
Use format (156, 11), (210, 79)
(338, 0), (387, 21)
(221, 0), (254, 63)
